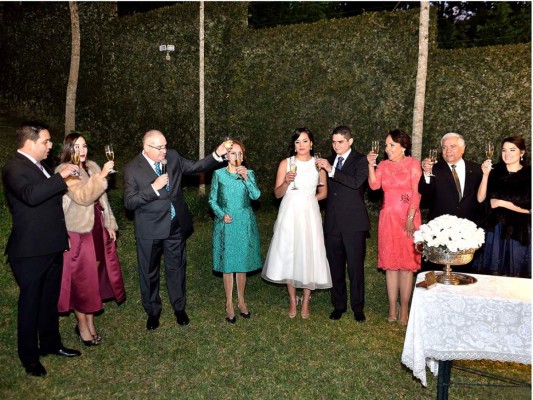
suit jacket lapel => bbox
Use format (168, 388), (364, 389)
(137, 153), (157, 177)
(16, 153), (48, 177)
(343, 151), (357, 169)
(463, 162), (476, 198)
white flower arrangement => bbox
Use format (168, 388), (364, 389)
(413, 214), (485, 253)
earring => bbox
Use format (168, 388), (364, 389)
(521, 155), (523, 161)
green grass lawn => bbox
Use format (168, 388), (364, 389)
(0, 116), (530, 399)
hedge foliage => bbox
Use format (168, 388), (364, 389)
(0, 2), (530, 194)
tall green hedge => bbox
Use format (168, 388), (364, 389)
(0, 2), (530, 194)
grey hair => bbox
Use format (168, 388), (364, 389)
(440, 132), (465, 148)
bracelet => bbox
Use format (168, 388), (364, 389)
(214, 150), (221, 158)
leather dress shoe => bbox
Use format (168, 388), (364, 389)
(354, 311), (366, 323)
(175, 310), (190, 326)
(41, 346), (81, 357)
(146, 316), (160, 330)
(24, 361), (47, 377)
(329, 309), (345, 320)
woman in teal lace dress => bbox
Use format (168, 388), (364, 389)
(209, 140), (262, 323)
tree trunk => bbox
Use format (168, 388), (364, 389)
(411, 1), (430, 160)
(198, 1), (206, 195)
(65, 1), (80, 135)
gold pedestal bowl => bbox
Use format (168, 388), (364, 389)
(421, 247), (478, 285)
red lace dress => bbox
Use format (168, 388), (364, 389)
(369, 156), (422, 271)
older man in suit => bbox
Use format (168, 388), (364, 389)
(2, 121), (81, 377)
(317, 125), (370, 322)
(124, 130), (227, 330)
(419, 132), (483, 272)
(419, 132), (482, 222)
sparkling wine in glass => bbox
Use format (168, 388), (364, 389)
(371, 140), (379, 166)
(485, 142), (494, 170)
(70, 145), (81, 176)
(104, 145), (117, 174)
(428, 149), (438, 177)
(234, 152), (243, 179)
(485, 143), (494, 160)
(314, 152), (323, 186)
(290, 158), (298, 190)
(223, 136), (233, 160)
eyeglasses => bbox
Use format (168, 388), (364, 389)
(147, 144), (167, 151)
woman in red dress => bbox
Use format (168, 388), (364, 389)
(56, 133), (125, 346)
(367, 129), (421, 325)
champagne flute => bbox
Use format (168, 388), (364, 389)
(314, 152), (323, 186)
(70, 144), (81, 176)
(104, 144), (117, 174)
(234, 152), (243, 180)
(223, 136), (233, 160)
(289, 157), (298, 190)
(428, 149), (438, 177)
(371, 140), (379, 167)
(485, 142), (494, 170)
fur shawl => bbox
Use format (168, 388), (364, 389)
(56, 160), (118, 233)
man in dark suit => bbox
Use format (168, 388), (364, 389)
(124, 130), (227, 330)
(317, 126), (370, 322)
(2, 121), (81, 377)
(419, 132), (482, 222)
(419, 132), (483, 271)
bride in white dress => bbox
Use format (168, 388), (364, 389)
(262, 128), (331, 319)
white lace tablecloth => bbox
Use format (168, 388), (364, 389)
(401, 273), (531, 387)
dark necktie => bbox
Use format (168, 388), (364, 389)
(154, 162), (176, 219)
(337, 156), (344, 171)
(451, 164), (462, 202)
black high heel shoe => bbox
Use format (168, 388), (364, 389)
(238, 305), (251, 319)
(75, 326), (99, 347)
(225, 307), (236, 324)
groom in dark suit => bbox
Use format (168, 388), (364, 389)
(2, 121), (81, 377)
(317, 126), (370, 322)
(124, 130), (227, 330)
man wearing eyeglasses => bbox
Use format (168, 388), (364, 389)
(124, 130), (228, 330)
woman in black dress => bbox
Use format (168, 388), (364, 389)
(474, 136), (531, 278)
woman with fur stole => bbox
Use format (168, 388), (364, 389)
(56, 133), (125, 346)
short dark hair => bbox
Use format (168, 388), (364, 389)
(16, 120), (49, 149)
(388, 129), (412, 156)
(289, 127), (314, 156)
(331, 125), (352, 140)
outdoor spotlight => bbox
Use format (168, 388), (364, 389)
(159, 44), (175, 61)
